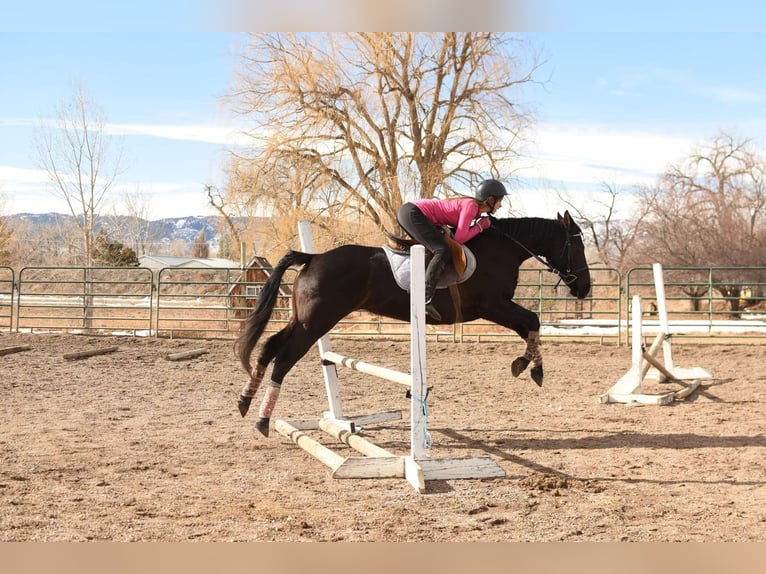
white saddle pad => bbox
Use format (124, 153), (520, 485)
(381, 244), (477, 292)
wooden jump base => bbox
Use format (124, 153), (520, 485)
(63, 346), (119, 361)
(0, 345), (31, 357)
(165, 348), (209, 361)
(273, 221), (505, 493)
(600, 263), (712, 405)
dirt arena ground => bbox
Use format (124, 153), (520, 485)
(1, 331), (765, 542)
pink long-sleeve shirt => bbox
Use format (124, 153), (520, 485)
(410, 197), (485, 243)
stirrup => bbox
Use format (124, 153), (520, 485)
(425, 299), (442, 322)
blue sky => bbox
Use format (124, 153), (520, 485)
(2, 2), (766, 219)
(510, 31), (766, 215)
(0, 31), (244, 217)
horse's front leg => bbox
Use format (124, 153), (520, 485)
(481, 301), (544, 387)
(511, 330), (543, 387)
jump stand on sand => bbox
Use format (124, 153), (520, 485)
(273, 221), (505, 493)
(600, 263), (713, 405)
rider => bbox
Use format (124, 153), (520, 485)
(396, 178), (508, 321)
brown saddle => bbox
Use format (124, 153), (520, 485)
(383, 228), (468, 277)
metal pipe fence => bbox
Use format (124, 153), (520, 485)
(154, 266), (296, 339)
(625, 266), (766, 344)
(15, 267), (154, 335)
(0, 266), (13, 331)
(2, 264), (765, 344)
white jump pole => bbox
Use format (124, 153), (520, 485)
(408, 245), (429, 464)
(646, 263), (712, 382)
(652, 262), (674, 371)
(320, 351), (411, 387)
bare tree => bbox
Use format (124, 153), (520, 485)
(113, 187), (154, 257)
(0, 187), (12, 265)
(636, 132), (766, 314)
(35, 84), (124, 266)
(156, 239), (189, 258)
(559, 181), (651, 273)
(639, 132), (766, 265)
(218, 153), (376, 261)
(206, 184), (241, 244)
(226, 32), (539, 237)
(191, 230), (210, 259)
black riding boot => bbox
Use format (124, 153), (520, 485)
(424, 256), (447, 322)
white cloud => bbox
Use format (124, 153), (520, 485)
(500, 122), (699, 219)
(0, 165), (49, 185)
(704, 85), (761, 103)
(0, 120), (707, 221)
(0, 164), (212, 219)
(105, 122), (253, 146)
(524, 122), (695, 187)
(0, 117), (37, 128)
(0, 115), (253, 147)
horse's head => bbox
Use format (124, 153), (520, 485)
(482, 211), (592, 298)
(550, 211), (591, 299)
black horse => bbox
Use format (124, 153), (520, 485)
(236, 211), (591, 436)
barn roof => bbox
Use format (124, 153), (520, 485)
(138, 255), (241, 269)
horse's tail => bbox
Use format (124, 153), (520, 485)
(235, 250), (314, 375)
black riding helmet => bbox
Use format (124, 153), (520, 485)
(475, 179), (508, 202)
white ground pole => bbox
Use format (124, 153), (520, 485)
(600, 263), (712, 405)
(275, 222), (505, 493)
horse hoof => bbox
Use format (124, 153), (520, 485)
(511, 356), (530, 377)
(238, 395), (252, 417)
(255, 417), (270, 437)
(531, 365), (543, 387)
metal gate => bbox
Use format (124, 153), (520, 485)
(15, 266), (154, 334)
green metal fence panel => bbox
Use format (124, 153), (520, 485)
(0, 267), (13, 332)
(15, 266), (154, 334)
(155, 266), (297, 339)
(447, 266), (622, 343)
(625, 265), (766, 342)
(8, 263), (766, 344)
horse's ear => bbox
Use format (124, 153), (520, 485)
(561, 210), (572, 228)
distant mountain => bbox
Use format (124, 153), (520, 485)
(6, 212), (230, 252)
(144, 215), (224, 249)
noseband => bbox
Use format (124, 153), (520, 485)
(553, 231), (587, 288)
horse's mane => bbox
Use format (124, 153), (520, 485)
(484, 216), (560, 243)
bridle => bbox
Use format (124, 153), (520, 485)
(486, 218), (586, 288)
(512, 233), (582, 288)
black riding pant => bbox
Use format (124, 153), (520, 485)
(396, 203), (452, 265)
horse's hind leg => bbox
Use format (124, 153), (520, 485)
(238, 328), (291, 417)
(253, 323), (321, 437)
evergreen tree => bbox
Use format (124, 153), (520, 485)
(92, 230), (139, 267)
